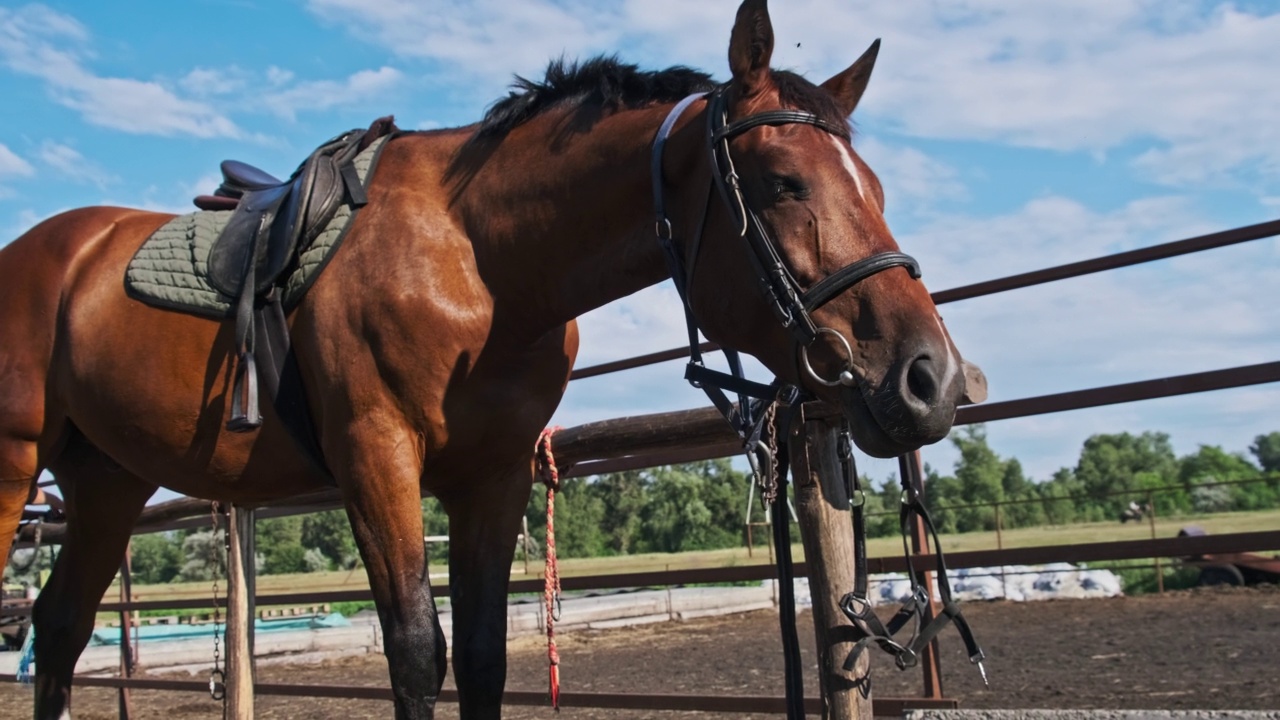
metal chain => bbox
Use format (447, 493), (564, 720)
(760, 403), (780, 506)
(208, 503), (226, 704)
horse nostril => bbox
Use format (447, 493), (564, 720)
(905, 356), (939, 407)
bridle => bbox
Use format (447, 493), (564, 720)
(651, 85), (922, 437)
(651, 87), (986, 720)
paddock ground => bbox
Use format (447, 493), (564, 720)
(4, 585), (1276, 719)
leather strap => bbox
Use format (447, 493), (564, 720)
(714, 109), (846, 144)
(802, 252), (921, 312)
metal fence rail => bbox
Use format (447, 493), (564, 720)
(8, 218), (1280, 716)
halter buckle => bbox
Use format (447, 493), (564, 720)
(839, 592), (872, 620)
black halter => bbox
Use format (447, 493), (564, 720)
(650, 85), (921, 437)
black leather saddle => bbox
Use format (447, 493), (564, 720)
(193, 116), (398, 433)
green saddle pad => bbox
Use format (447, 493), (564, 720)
(125, 135), (391, 319)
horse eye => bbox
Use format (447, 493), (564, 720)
(769, 176), (809, 201)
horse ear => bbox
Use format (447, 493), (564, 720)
(821, 39), (881, 117)
(728, 0), (774, 97)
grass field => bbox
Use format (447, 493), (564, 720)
(99, 506), (1280, 616)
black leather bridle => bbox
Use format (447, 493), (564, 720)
(650, 86), (922, 437)
(651, 87), (986, 720)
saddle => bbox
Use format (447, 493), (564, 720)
(193, 116), (398, 433)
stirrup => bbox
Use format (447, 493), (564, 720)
(227, 351), (262, 432)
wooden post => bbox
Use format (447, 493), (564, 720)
(117, 547), (135, 720)
(900, 451), (945, 701)
(521, 515), (531, 576)
(789, 406), (871, 719)
(994, 502), (1003, 550)
(1147, 491), (1163, 593)
(225, 505), (255, 719)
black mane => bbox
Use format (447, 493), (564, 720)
(473, 55), (850, 141)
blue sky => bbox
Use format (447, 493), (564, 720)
(2, 0), (1278, 492)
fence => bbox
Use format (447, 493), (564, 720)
(5, 218), (1280, 718)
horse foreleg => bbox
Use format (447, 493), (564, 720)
(337, 437), (445, 720)
(448, 463), (531, 720)
(32, 441), (154, 720)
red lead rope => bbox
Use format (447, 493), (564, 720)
(535, 426), (564, 710)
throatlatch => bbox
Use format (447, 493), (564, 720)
(649, 90), (987, 717)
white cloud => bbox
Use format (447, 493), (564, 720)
(306, 1), (1280, 188)
(899, 195), (1279, 408)
(0, 143), (35, 178)
(180, 67), (250, 97)
(37, 140), (114, 188)
(306, 0), (618, 85)
(261, 67), (403, 121)
(0, 4), (242, 138)
(856, 138), (966, 213)
(573, 284), (689, 367)
(266, 67), (295, 87)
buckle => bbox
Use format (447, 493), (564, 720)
(684, 360), (705, 389)
(849, 489), (866, 508)
(895, 648), (918, 670)
(776, 383), (800, 406)
(655, 216), (674, 241)
(839, 592), (871, 620)
(971, 650), (989, 687)
(837, 430), (852, 460)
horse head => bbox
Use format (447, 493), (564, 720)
(681, 0), (966, 457)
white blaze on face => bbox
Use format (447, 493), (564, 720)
(933, 315), (961, 394)
(829, 135), (867, 205)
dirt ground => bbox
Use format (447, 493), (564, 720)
(4, 585), (1276, 718)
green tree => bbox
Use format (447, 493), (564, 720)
(640, 466), (720, 552)
(179, 530), (227, 582)
(130, 533), (184, 584)
(1038, 467), (1086, 525)
(595, 470), (647, 554)
(1181, 444), (1275, 511)
(1250, 432), (1280, 473)
(422, 498), (449, 537)
(950, 425), (1008, 531)
(257, 517), (307, 575)
(301, 510), (360, 570)
(1074, 432), (1177, 514)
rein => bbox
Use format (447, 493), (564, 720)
(650, 87), (985, 717)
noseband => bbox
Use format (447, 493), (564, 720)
(651, 87), (922, 434)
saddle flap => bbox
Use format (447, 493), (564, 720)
(300, 160), (344, 243)
(207, 183), (293, 298)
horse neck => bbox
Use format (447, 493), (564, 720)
(455, 105), (704, 336)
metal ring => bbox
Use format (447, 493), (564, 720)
(799, 327), (858, 388)
(209, 669), (226, 701)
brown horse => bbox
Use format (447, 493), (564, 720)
(0, 2), (967, 718)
